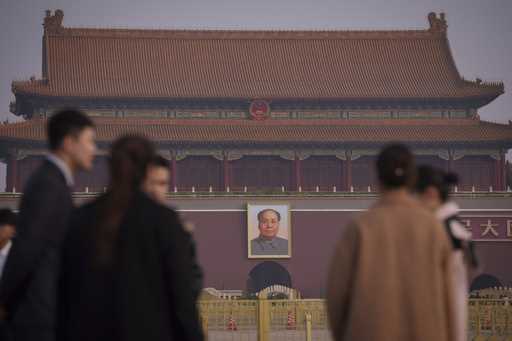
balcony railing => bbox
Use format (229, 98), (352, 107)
(2, 185), (512, 198)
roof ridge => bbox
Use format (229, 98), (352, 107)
(50, 27), (444, 40)
(461, 78), (505, 92)
(42, 9), (447, 40)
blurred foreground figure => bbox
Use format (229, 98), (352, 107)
(0, 208), (17, 341)
(0, 109), (95, 341)
(59, 136), (203, 341)
(327, 144), (455, 341)
(0, 209), (17, 281)
(416, 165), (478, 341)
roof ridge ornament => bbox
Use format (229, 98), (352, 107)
(428, 12), (447, 33)
(43, 9), (64, 34)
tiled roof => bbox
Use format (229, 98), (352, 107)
(1, 117), (511, 146)
(12, 11), (503, 103)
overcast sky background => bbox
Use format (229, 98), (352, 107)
(0, 0), (511, 190)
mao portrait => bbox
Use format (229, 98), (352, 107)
(247, 203), (291, 258)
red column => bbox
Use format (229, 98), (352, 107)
(344, 152), (352, 191)
(294, 154), (302, 191)
(505, 160), (510, 190)
(495, 156), (502, 191)
(222, 152), (230, 191)
(170, 152), (177, 190)
(5, 153), (18, 192)
(448, 152), (454, 173)
(500, 152), (506, 191)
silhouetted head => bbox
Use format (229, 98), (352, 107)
(109, 135), (155, 191)
(142, 155), (171, 204)
(415, 165), (458, 210)
(47, 109), (96, 171)
(376, 144), (416, 191)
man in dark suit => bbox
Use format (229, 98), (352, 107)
(0, 109), (95, 341)
(142, 155), (203, 299)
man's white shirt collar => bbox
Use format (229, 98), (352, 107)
(0, 240), (12, 257)
(47, 154), (74, 187)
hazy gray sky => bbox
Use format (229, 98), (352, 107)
(0, 0), (511, 189)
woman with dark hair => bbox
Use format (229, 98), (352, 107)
(327, 144), (455, 341)
(59, 136), (203, 341)
(416, 165), (478, 341)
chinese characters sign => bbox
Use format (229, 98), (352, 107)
(459, 215), (512, 241)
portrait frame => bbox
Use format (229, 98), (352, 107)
(247, 202), (292, 259)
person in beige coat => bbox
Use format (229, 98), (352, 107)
(327, 144), (455, 341)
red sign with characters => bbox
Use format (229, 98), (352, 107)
(459, 213), (512, 241)
(249, 100), (271, 121)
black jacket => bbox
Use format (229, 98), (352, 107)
(58, 191), (204, 341)
(0, 160), (73, 335)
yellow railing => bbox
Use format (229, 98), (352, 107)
(468, 299), (512, 340)
(198, 297), (512, 341)
(199, 298), (330, 341)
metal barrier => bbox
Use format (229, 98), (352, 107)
(468, 299), (512, 340)
(198, 297), (512, 341)
(198, 298), (331, 341)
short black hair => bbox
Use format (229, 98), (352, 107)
(47, 109), (94, 151)
(376, 144), (416, 190)
(150, 155), (170, 169)
(257, 209), (281, 222)
(415, 165), (458, 202)
(0, 208), (17, 226)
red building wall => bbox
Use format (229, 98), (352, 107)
(452, 156), (496, 191)
(176, 156), (222, 191)
(74, 156), (109, 192)
(180, 208), (512, 297)
(351, 156), (378, 191)
(416, 155), (446, 169)
(231, 156), (293, 191)
(18, 156), (44, 192)
(182, 210), (350, 297)
(5, 153), (507, 193)
(301, 156), (343, 191)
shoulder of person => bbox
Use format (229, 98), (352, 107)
(36, 159), (67, 184)
(337, 219), (361, 241)
(75, 193), (105, 215)
(23, 161), (68, 195)
(66, 195), (104, 233)
(145, 197), (183, 230)
(412, 204), (447, 235)
(133, 191), (173, 213)
(154, 200), (179, 221)
(415, 204), (442, 227)
(447, 217), (472, 241)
